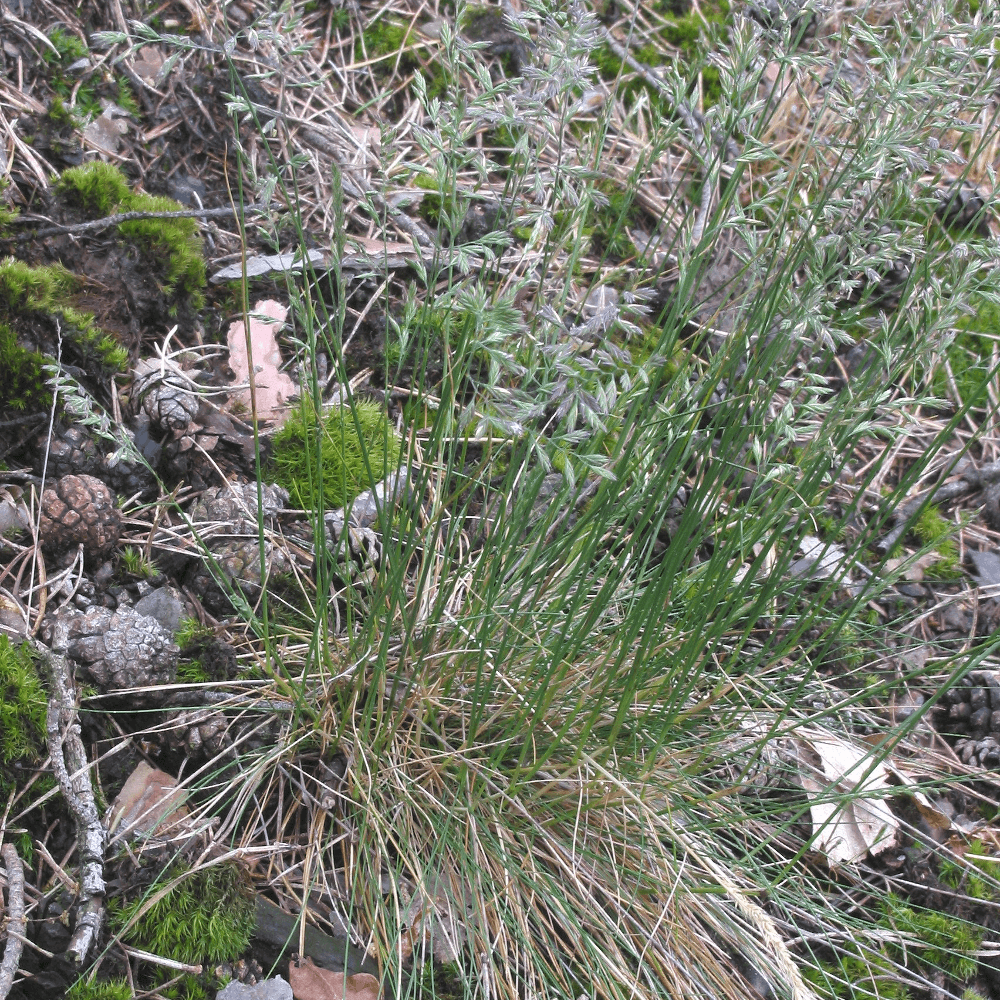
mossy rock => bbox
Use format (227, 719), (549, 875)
(269, 400), (402, 511)
(57, 162), (206, 307)
(0, 257), (128, 414)
(0, 636), (47, 799)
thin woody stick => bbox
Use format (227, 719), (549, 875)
(0, 843), (26, 1000)
(31, 624), (106, 966)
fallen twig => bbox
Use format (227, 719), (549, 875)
(0, 843), (26, 1000)
(6, 204), (268, 242)
(31, 623), (106, 966)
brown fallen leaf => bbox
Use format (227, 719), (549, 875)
(227, 299), (297, 426)
(107, 761), (189, 838)
(289, 958), (380, 1000)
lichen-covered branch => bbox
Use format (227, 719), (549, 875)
(31, 625), (106, 966)
(0, 843), (26, 1000)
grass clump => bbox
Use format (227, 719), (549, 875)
(0, 636), (47, 798)
(269, 399), (401, 511)
(58, 162), (206, 307)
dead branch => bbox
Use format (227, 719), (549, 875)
(0, 843), (26, 1000)
(7, 204), (268, 242)
(31, 624), (106, 966)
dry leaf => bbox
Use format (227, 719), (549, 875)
(210, 250), (327, 283)
(82, 104), (130, 154)
(289, 958), (380, 1000)
(108, 761), (189, 838)
(130, 46), (165, 85)
(788, 536), (847, 580)
(346, 235), (420, 257)
(886, 763), (953, 835)
(793, 732), (898, 865)
(227, 299), (297, 426)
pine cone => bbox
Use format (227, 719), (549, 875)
(134, 359), (200, 435)
(185, 536), (292, 615)
(190, 482), (288, 533)
(936, 184), (992, 238)
(38, 474), (122, 562)
(185, 482), (291, 615)
(42, 423), (103, 479)
(324, 519), (382, 588)
(61, 605), (178, 693)
(936, 670), (1000, 767)
(161, 703), (230, 756)
(214, 959), (263, 986)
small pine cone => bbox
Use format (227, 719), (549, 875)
(325, 519), (382, 588)
(189, 482), (288, 535)
(162, 704), (230, 756)
(38, 474), (121, 561)
(185, 536), (291, 615)
(41, 423), (103, 479)
(955, 736), (1000, 769)
(61, 605), (178, 693)
(133, 359), (200, 435)
(214, 959), (263, 987)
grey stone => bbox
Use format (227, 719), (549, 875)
(216, 976), (292, 1000)
(135, 587), (186, 634)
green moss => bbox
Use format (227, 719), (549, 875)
(176, 659), (213, 684)
(58, 161), (132, 215)
(270, 400), (402, 511)
(593, 0), (729, 108)
(883, 893), (983, 982)
(939, 841), (1000, 901)
(66, 978), (132, 1000)
(43, 31), (103, 117)
(119, 547), (156, 579)
(362, 16), (410, 61)
(112, 861), (254, 967)
(57, 162), (206, 307)
(0, 637), (47, 798)
(0, 259), (128, 403)
(416, 960), (467, 1000)
(910, 504), (962, 578)
(414, 171), (443, 227)
(590, 178), (641, 260)
(802, 948), (910, 1000)
(0, 321), (49, 411)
